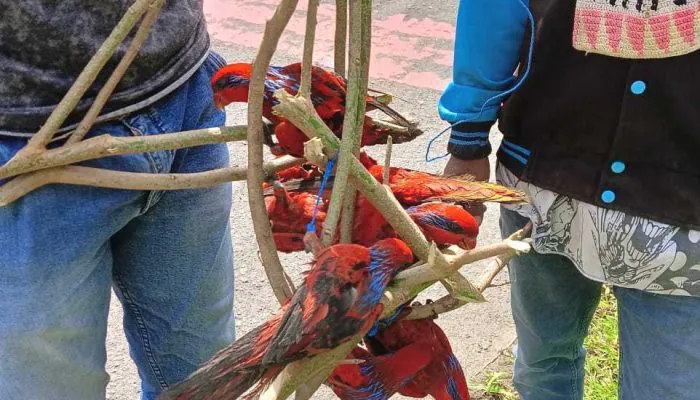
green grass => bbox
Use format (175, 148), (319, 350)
(583, 286), (619, 400)
(471, 371), (518, 400)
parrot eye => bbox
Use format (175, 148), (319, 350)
(214, 75), (250, 91)
(214, 77), (230, 91)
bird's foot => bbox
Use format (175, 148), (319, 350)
(303, 231), (325, 256)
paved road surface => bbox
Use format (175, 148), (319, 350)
(105, 1), (516, 398)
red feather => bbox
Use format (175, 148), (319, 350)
(365, 318), (472, 400)
(211, 62), (421, 157)
(265, 187), (479, 251)
(160, 239), (414, 400)
(359, 153), (527, 206)
(328, 344), (433, 400)
(264, 180), (480, 252)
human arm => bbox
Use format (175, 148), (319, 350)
(438, 0), (529, 162)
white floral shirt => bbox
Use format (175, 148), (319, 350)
(497, 163), (700, 296)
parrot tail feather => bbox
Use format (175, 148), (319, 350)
(427, 183), (528, 205)
(159, 319), (280, 400)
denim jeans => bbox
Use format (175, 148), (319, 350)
(0, 52), (235, 400)
(501, 207), (700, 400)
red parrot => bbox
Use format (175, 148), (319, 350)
(210, 62), (421, 157)
(273, 154), (526, 207)
(265, 181), (326, 240)
(160, 239), (414, 400)
(274, 162), (322, 183)
(359, 152), (527, 206)
(405, 202), (479, 250)
(264, 182), (479, 252)
(365, 318), (472, 400)
(327, 345), (433, 400)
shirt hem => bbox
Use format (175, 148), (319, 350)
(0, 47), (211, 140)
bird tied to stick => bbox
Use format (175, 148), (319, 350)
(159, 237), (415, 400)
(263, 152), (526, 252)
(327, 344), (433, 400)
(265, 180), (480, 252)
(364, 311), (472, 400)
(268, 152), (526, 207)
(210, 62), (422, 157)
(325, 302), (472, 400)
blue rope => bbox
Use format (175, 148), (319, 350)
(306, 156), (337, 234)
(425, 0), (536, 162)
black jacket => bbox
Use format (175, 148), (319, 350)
(446, 0), (700, 230)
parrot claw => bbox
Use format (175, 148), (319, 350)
(272, 180), (286, 190)
(303, 231), (325, 256)
(262, 120), (277, 148)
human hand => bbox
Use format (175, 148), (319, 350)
(442, 156), (490, 225)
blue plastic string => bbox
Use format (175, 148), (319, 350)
(306, 156), (337, 234)
(425, 0), (536, 162)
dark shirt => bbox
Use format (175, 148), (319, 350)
(439, 0), (700, 230)
(0, 0), (211, 136)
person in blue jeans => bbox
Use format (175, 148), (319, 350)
(0, 2), (235, 399)
(440, 1), (700, 399)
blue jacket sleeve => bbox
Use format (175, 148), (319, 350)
(439, 0), (529, 160)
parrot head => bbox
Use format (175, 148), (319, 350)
(211, 63), (253, 109)
(369, 238), (415, 273)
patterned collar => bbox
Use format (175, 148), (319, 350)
(573, 0), (699, 58)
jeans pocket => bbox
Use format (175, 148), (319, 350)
(120, 111), (175, 174)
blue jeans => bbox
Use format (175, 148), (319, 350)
(0, 52), (235, 400)
(501, 207), (700, 400)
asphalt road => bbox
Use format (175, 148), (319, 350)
(105, 1), (516, 398)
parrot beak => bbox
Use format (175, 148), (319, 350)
(459, 237), (477, 250)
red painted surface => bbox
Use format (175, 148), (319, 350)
(204, 0), (455, 90)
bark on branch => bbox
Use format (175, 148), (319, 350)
(334, 0), (348, 76)
(299, 0), (320, 99)
(337, 0), (372, 244)
(272, 89), (484, 302)
(0, 156), (303, 206)
(0, 126), (248, 181)
(247, 0), (301, 304)
(407, 222), (533, 320)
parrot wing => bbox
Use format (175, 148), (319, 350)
(261, 245), (370, 365)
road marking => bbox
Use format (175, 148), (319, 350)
(204, 0), (454, 90)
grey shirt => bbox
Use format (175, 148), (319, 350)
(0, 1), (211, 136)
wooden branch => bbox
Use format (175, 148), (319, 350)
(299, 0), (320, 99)
(334, 0), (348, 76)
(247, 0), (300, 304)
(14, 0), (155, 153)
(272, 90), (484, 301)
(0, 156), (303, 206)
(294, 369), (333, 400)
(407, 223), (533, 320)
(260, 231), (532, 400)
(261, 341), (358, 400)
(382, 135), (393, 184)
(320, 0), (372, 246)
(338, 0), (372, 245)
(67, 0), (166, 145)
(0, 126), (248, 181)
(338, 183), (356, 243)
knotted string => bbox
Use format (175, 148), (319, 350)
(306, 155), (338, 234)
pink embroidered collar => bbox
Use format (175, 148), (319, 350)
(573, 0), (699, 58)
